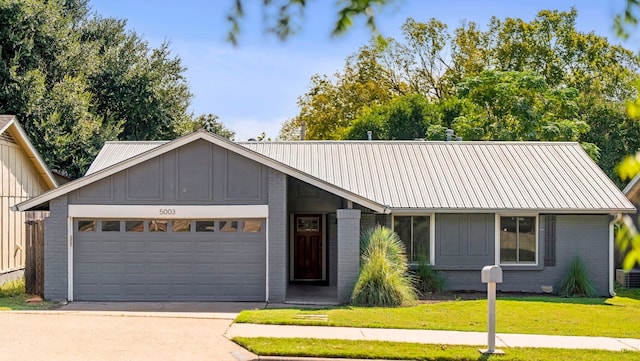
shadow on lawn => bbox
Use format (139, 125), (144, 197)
(420, 290), (613, 306)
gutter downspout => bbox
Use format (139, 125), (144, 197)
(609, 216), (618, 297)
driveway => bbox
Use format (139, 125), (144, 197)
(0, 302), (264, 361)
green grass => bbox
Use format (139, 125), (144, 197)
(234, 337), (640, 361)
(236, 294), (640, 338)
(0, 279), (54, 311)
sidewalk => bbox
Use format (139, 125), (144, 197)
(226, 323), (640, 352)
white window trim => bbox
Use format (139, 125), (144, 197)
(391, 214), (435, 265)
(495, 213), (539, 266)
(68, 204), (268, 218)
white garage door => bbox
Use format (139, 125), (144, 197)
(73, 218), (266, 301)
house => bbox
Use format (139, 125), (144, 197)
(0, 115), (57, 284)
(13, 130), (634, 302)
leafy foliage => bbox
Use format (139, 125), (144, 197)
(351, 226), (417, 307)
(282, 9), (640, 187)
(226, 0), (393, 44)
(0, 0), (233, 178)
(557, 255), (597, 297)
(413, 252), (445, 294)
(345, 93), (443, 140)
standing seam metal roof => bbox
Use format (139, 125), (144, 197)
(86, 139), (634, 212)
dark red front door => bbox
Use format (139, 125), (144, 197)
(294, 215), (323, 280)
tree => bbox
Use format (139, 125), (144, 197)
(453, 70), (589, 142)
(345, 93), (443, 140)
(0, 0), (210, 178)
(451, 9), (640, 102)
(226, 0), (395, 44)
(190, 114), (236, 140)
(279, 43), (397, 140)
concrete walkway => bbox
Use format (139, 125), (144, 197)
(226, 323), (640, 352)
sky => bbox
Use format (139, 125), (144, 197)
(88, 0), (634, 141)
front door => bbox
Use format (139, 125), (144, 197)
(293, 215), (323, 280)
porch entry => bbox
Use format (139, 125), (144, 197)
(293, 214), (324, 281)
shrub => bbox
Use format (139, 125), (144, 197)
(414, 251), (445, 293)
(0, 278), (26, 297)
(351, 226), (417, 307)
(557, 255), (597, 297)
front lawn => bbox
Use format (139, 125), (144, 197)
(235, 337), (640, 361)
(236, 292), (640, 338)
(0, 279), (54, 311)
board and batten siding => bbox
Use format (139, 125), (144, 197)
(1, 137), (47, 274)
(68, 139), (268, 206)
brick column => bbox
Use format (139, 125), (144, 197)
(337, 209), (361, 303)
(44, 196), (69, 301)
(267, 169), (287, 302)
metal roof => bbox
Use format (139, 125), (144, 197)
(239, 141), (634, 213)
(85, 138), (634, 213)
(86, 141), (168, 175)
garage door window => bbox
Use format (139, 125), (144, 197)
(219, 220), (238, 232)
(172, 220), (191, 232)
(243, 220), (262, 232)
(101, 220), (120, 232)
(196, 220), (216, 232)
(148, 220), (167, 232)
(126, 220), (144, 232)
(78, 220), (96, 232)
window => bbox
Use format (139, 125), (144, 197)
(243, 220), (262, 232)
(78, 220), (96, 232)
(125, 220), (144, 232)
(219, 220), (238, 232)
(148, 220), (167, 232)
(172, 220), (191, 232)
(102, 221), (120, 232)
(195, 220), (215, 232)
(499, 216), (537, 264)
(393, 215), (430, 263)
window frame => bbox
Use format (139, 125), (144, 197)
(391, 213), (435, 265)
(495, 213), (539, 266)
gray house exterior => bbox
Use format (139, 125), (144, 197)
(14, 130), (634, 302)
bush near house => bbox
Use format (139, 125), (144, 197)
(351, 226), (417, 307)
(557, 255), (597, 297)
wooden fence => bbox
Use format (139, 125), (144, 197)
(24, 211), (46, 296)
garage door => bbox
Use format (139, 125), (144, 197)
(73, 218), (266, 301)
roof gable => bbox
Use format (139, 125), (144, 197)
(14, 131), (385, 212)
(0, 115), (57, 190)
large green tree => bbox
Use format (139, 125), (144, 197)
(0, 0), (233, 178)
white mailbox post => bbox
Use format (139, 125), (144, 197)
(480, 265), (504, 355)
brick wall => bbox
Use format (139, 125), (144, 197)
(267, 169), (287, 302)
(43, 196), (68, 301)
(337, 209), (361, 303)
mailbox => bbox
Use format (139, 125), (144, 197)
(481, 265), (503, 283)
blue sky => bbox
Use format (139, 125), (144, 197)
(88, 0), (632, 141)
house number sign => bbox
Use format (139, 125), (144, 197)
(159, 208), (176, 215)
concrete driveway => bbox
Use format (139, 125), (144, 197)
(0, 302), (264, 361)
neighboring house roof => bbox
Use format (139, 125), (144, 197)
(0, 115), (57, 190)
(623, 172), (640, 204)
(13, 130), (635, 214)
